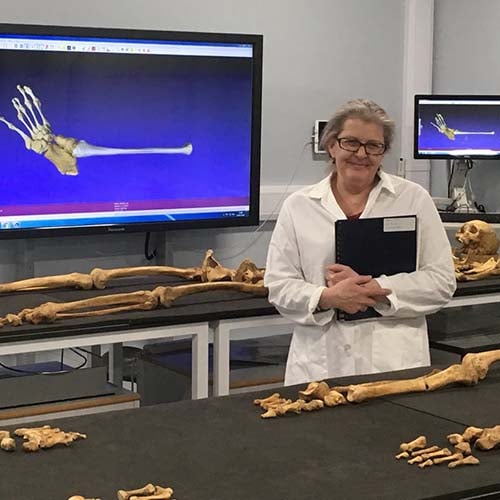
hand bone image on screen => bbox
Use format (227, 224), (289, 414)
(414, 95), (500, 158)
(0, 24), (262, 235)
(1, 85), (193, 175)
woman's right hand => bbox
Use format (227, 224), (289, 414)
(319, 275), (391, 314)
(325, 263), (359, 287)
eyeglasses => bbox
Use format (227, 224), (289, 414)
(337, 137), (386, 156)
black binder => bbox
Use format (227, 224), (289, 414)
(334, 215), (418, 321)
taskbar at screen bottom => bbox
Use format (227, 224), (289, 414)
(0, 210), (250, 230)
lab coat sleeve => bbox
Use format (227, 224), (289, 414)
(373, 191), (456, 318)
(264, 200), (334, 326)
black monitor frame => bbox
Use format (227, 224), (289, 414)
(414, 93), (500, 160)
(0, 23), (263, 239)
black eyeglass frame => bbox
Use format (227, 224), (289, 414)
(336, 137), (387, 156)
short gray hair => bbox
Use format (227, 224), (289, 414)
(319, 98), (395, 153)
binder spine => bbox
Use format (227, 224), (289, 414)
(334, 221), (346, 321)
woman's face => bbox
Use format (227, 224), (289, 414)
(328, 118), (385, 191)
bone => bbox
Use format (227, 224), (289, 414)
(462, 426), (484, 442)
(323, 391), (347, 407)
(274, 400), (304, 416)
(332, 350), (500, 403)
(395, 451), (409, 460)
(153, 282), (267, 307)
(67, 496), (101, 500)
(411, 445), (440, 457)
(0, 431), (16, 451)
(433, 452), (463, 465)
(0, 272), (93, 293)
(0, 313), (22, 328)
(200, 249), (235, 282)
(301, 399), (324, 411)
(15, 425), (86, 452)
(254, 393), (281, 408)
(19, 291), (158, 324)
(132, 485), (174, 500)
(474, 425), (500, 450)
(454, 442), (472, 455)
(418, 458), (434, 468)
(448, 455), (480, 468)
(407, 455), (424, 465)
(90, 266), (202, 289)
(400, 436), (427, 452)
(233, 259), (265, 284)
(446, 433), (464, 445)
(117, 484), (156, 500)
(420, 448), (452, 460)
(298, 381), (331, 401)
(73, 140), (193, 157)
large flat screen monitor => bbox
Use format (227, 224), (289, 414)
(414, 94), (500, 159)
(0, 23), (262, 238)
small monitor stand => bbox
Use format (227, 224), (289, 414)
(448, 159), (478, 213)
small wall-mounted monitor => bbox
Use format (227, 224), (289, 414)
(0, 23), (263, 239)
(313, 119), (328, 154)
(414, 94), (500, 159)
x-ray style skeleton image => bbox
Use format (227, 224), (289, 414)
(431, 113), (495, 141)
(0, 85), (193, 175)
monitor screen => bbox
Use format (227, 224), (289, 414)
(414, 94), (500, 159)
(0, 24), (262, 238)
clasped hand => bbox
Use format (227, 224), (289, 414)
(320, 264), (391, 314)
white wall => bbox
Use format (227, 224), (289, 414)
(0, 0), (405, 275)
(431, 0), (500, 209)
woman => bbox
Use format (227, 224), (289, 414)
(264, 99), (456, 385)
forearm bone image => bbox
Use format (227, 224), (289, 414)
(0, 85), (193, 175)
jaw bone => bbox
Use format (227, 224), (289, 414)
(0, 85), (193, 175)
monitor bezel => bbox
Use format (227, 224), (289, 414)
(414, 93), (500, 160)
(0, 22), (263, 239)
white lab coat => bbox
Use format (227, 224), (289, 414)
(264, 171), (456, 385)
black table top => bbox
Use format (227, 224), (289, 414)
(1, 367), (500, 500)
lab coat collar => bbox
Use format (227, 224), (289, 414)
(307, 169), (396, 218)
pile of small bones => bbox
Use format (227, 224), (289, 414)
(68, 483), (175, 500)
(0, 425), (86, 452)
(396, 425), (500, 469)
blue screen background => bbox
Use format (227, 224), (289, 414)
(0, 49), (254, 214)
(417, 103), (500, 153)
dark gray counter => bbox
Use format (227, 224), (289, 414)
(1, 368), (500, 500)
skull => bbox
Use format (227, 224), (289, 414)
(455, 220), (499, 256)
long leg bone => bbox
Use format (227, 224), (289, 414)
(19, 291), (158, 324)
(90, 266), (202, 289)
(0, 272), (93, 293)
(153, 282), (267, 307)
(333, 350), (500, 403)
